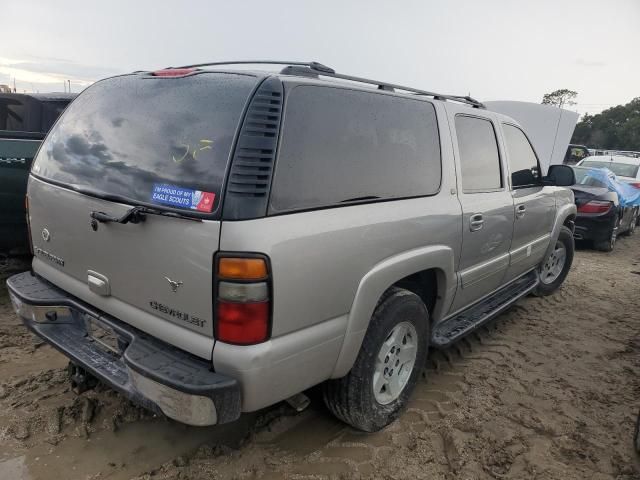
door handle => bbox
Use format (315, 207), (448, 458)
(469, 213), (484, 231)
(516, 205), (526, 218)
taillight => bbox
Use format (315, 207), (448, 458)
(577, 200), (612, 214)
(215, 256), (270, 345)
(25, 196), (33, 254)
(629, 182), (640, 189)
(151, 68), (197, 77)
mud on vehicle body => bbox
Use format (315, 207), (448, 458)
(7, 61), (577, 431)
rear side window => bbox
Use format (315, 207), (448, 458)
(455, 115), (502, 193)
(503, 124), (541, 188)
(269, 86), (441, 213)
(32, 73), (258, 217)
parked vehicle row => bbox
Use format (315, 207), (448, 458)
(4, 61), (579, 431)
(570, 166), (637, 251)
(576, 155), (640, 189)
(0, 93), (76, 253)
(564, 144), (590, 165)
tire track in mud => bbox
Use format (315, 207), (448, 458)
(2, 237), (640, 479)
(219, 303), (572, 479)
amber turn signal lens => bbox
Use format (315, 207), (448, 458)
(218, 257), (268, 280)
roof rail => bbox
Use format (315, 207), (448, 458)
(172, 60), (485, 109)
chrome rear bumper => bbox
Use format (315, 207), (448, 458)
(7, 271), (241, 426)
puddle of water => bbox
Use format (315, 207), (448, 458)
(0, 414), (256, 480)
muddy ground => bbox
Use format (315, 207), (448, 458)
(1, 235), (639, 480)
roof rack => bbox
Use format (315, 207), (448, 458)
(173, 60), (485, 109)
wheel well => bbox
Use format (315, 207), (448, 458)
(392, 269), (439, 318)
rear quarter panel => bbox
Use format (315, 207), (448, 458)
(218, 101), (462, 383)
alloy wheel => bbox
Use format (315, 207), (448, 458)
(373, 321), (418, 405)
(540, 242), (567, 285)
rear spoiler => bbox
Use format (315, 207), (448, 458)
(485, 101), (579, 175)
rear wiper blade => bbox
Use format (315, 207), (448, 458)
(91, 205), (202, 225)
(64, 184), (203, 224)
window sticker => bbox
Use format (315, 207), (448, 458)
(151, 184), (216, 212)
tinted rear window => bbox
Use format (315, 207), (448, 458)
(455, 115), (502, 193)
(269, 86), (441, 213)
(33, 73), (258, 216)
(580, 160), (639, 178)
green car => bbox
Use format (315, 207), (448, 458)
(0, 93), (75, 253)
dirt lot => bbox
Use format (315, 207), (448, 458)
(1, 234), (639, 480)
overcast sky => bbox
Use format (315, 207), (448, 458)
(3, 0), (638, 116)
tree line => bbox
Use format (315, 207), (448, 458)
(542, 89), (640, 151)
(572, 98), (640, 151)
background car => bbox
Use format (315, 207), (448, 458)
(564, 144), (590, 165)
(577, 155), (640, 188)
(0, 92), (76, 253)
(571, 166), (637, 251)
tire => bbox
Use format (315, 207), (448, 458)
(322, 287), (429, 432)
(594, 217), (619, 252)
(534, 225), (574, 296)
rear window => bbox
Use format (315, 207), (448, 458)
(572, 167), (608, 187)
(580, 160), (639, 178)
(455, 115), (503, 193)
(269, 86), (441, 213)
(32, 73), (258, 216)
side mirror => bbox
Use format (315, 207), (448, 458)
(545, 165), (576, 187)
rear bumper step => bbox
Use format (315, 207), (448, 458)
(6, 271), (241, 426)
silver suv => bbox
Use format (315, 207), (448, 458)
(7, 61), (577, 432)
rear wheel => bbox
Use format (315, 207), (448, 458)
(594, 217), (619, 252)
(534, 226), (574, 296)
(323, 288), (428, 432)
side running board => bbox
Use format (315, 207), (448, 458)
(431, 270), (539, 348)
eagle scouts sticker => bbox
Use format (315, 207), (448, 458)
(151, 184), (216, 213)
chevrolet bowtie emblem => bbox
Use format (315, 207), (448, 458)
(164, 277), (183, 293)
